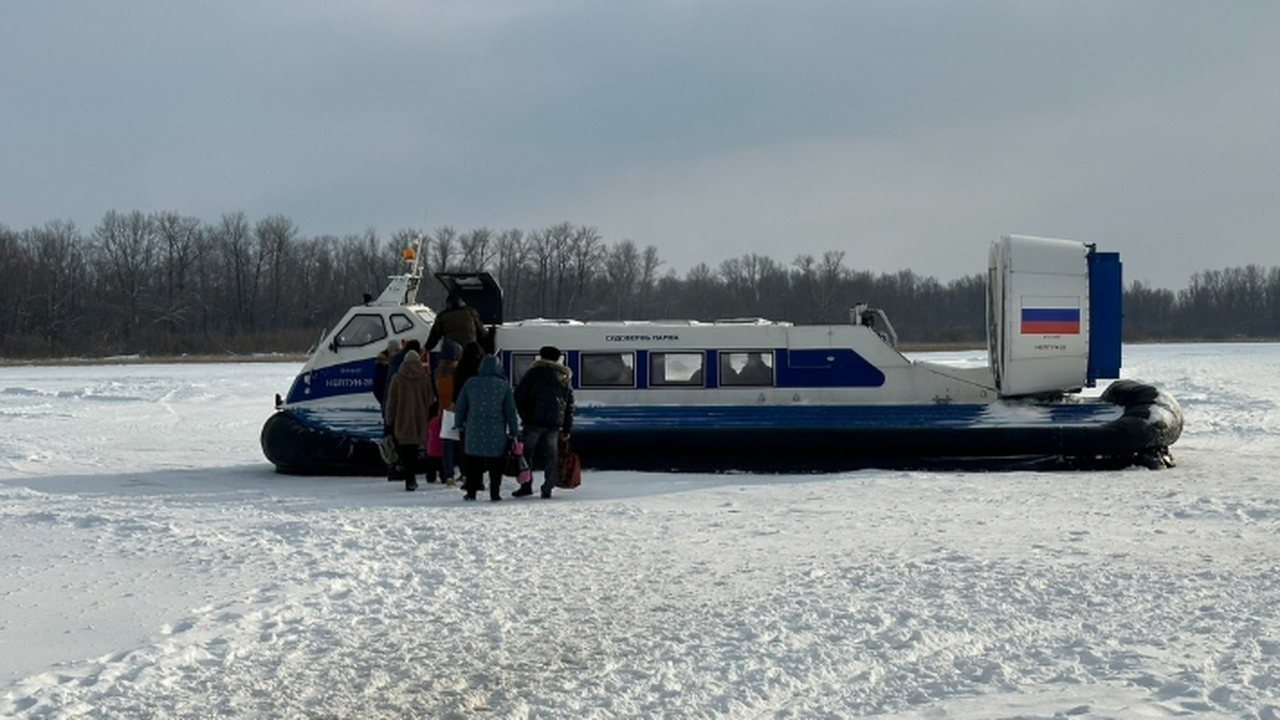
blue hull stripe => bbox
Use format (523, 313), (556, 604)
(283, 401), (1119, 438)
(573, 403), (1118, 429)
(285, 358), (377, 405)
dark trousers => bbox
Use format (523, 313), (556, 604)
(395, 443), (421, 487)
(463, 454), (505, 500)
(521, 425), (560, 494)
(423, 456), (442, 482)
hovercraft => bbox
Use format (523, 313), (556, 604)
(262, 234), (1183, 474)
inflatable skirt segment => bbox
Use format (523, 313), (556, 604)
(261, 380), (1183, 475)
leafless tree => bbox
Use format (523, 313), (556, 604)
(494, 229), (528, 318)
(28, 220), (89, 348)
(214, 212), (257, 334)
(0, 225), (26, 339)
(683, 262), (722, 318)
(567, 226), (604, 316)
(526, 226), (555, 316)
(637, 244), (663, 317)
(817, 251), (847, 319)
(295, 234), (343, 330)
(153, 211), (206, 334)
(604, 239), (641, 318)
(459, 227), (496, 271)
(94, 210), (158, 343)
(255, 215), (298, 330)
(431, 226), (457, 273)
(545, 222), (575, 316)
(792, 250), (846, 322)
(345, 229), (396, 301)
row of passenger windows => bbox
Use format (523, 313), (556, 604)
(335, 313), (776, 389)
(511, 350), (774, 388)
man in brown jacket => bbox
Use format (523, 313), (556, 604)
(384, 349), (436, 491)
(425, 294), (487, 351)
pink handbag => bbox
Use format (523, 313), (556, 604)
(426, 415), (443, 457)
(504, 440), (533, 483)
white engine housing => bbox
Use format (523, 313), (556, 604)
(988, 235), (1092, 397)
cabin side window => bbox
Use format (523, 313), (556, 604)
(649, 352), (705, 387)
(390, 313), (416, 333)
(509, 353), (537, 386)
(720, 351), (773, 386)
(580, 352), (636, 388)
(334, 314), (388, 348)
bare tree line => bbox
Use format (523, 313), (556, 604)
(1124, 267), (1280, 340)
(0, 211), (1275, 359)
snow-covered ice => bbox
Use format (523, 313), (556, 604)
(1, 344), (1278, 719)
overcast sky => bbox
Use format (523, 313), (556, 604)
(3, 2), (1277, 289)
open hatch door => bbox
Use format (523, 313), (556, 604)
(436, 271), (505, 325)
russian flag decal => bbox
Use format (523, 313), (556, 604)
(1020, 297), (1080, 335)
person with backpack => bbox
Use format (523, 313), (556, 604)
(512, 345), (574, 499)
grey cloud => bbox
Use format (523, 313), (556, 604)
(2, 2), (1277, 288)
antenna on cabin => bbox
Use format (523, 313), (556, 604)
(403, 231), (427, 277)
(399, 231), (426, 304)
(368, 231), (429, 306)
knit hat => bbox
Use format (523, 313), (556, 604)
(441, 339), (463, 361)
(404, 350), (421, 364)
(539, 345), (561, 361)
(385, 339), (400, 354)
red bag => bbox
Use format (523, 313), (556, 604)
(556, 436), (581, 489)
(426, 415), (443, 457)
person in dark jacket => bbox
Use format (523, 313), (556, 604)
(452, 355), (519, 501)
(451, 341), (484, 474)
(433, 339), (463, 486)
(372, 339), (398, 411)
(425, 293), (487, 352)
(512, 345), (574, 499)
(736, 352), (773, 385)
(452, 342), (484, 404)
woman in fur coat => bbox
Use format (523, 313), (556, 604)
(384, 349), (436, 491)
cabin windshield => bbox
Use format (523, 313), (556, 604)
(334, 314), (387, 348)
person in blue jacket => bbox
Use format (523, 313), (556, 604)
(452, 354), (519, 501)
